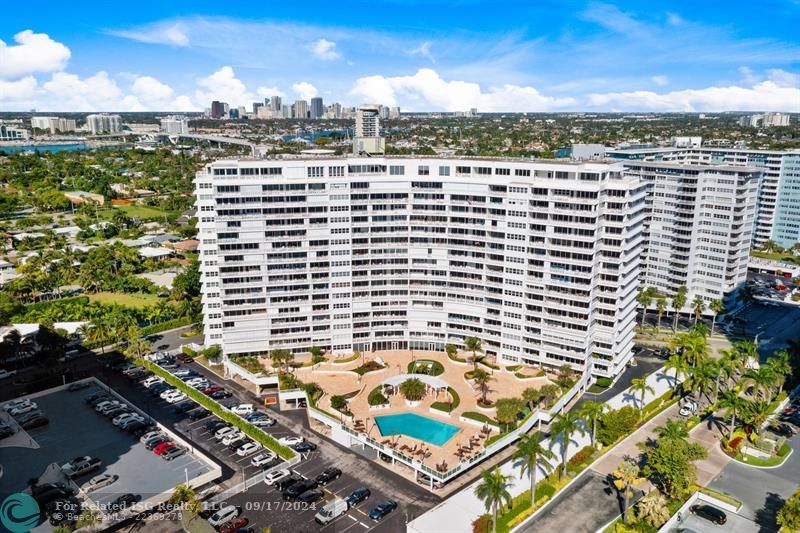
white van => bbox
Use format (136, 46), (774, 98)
(314, 498), (349, 525)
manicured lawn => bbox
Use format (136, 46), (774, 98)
(88, 291), (160, 308)
(99, 204), (170, 220)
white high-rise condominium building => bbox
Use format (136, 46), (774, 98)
(195, 157), (645, 378)
(160, 115), (190, 135)
(738, 113), (791, 128)
(86, 113), (122, 134)
(354, 104), (385, 155)
(624, 162), (760, 306)
(293, 100), (308, 119)
(31, 116), (77, 133)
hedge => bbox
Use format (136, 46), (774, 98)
(141, 359), (295, 460)
(495, 482), (556, 532)
(462, 411), (499, 426)
(431, 387), (461, 412)
(140, 316), (193, 336)
(333, 353), (360, 364)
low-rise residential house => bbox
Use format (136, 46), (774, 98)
(64, 191), (105, 205)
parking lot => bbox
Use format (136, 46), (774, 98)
(728, 300), (800, 359)
(670, 507), (761, 533)
(0, 383), (215, 526)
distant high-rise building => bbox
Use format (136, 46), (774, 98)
(256, 106), (271, 119)
(328, 102), (342, 119)
(378, 105), (389, 120)
(738, 112), (791, 127)
(293, 100), (308, 119)
(310, 97), (324, 119)
(229, 108), (239, 119)
(389, 107), (401, 119)
(160, 115), (190, 135)
(253, 102), (264, 114)
(211, 101), (225, 119)
(31, 116), (77, 134)
(270, 96), (282, 113)
(223, 103), (230, 115)
(354, 104), (385, 155)
(86, 113), (121, 135)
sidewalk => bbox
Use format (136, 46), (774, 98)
(688, 415), (731, 485)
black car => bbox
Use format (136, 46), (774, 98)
(0, 426), (14, 439)
(22, 416), (49, 430)
(690, 504), (727, 525)
(293, 441), (318, 453)
(275, 475), (303, 492)
(297, 489), (324, 504)
(123, 420), (148, 433)
(83, 392), (105, 404)
(346, 487), (371, 507)
(34, 483), (71, 499)
(770, 423), (796, 437)
(210, 390), (233, 400)
(15, 410), (45, 425)
(205, 420), (227, 433)
(283, 479), (318, 500)
(149, 383), (171, 396)
(227, 438), (248, 452)
(315, 467), (342, 485)
(220, 400), (239, 410)
(110, 493), (141, 511)
(88, 395), (113, 407)
(368, 500), (397, 521)
(35, 488), (73, 506)
(173, 401), (196, 414)
(188, 408), (211, 420)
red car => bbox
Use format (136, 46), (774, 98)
(218, 517), (249, 533)
(177, 354), (194, 363)
(153, 441), (176, 455)
(202, 386), (224, 395)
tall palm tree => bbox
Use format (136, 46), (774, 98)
(733, 340), (758, 369)
(718, 349), (743, 388)
(464, 336), (483, 371)
(578, 400), (606, 447)
(549, 411), (586, 478)
(719, 389), (747, 440)
(655, 297), (667, 332)
(616, 459), (640, 524)
(671, 286), (688, 331)
(474, 467), (512, 533)
(741, 399), (772, 433)
(654, 419), (689, 441)
(709, 299), (725, 335)
(630, 377), (654, 417)
(691, 296), (706, 325)
(513, 431), (555, 509)
(664, 353), (687, 391)
(744, 366), (777, 401)
(766, 350), (792, 395)
(685, 360), (715, 403)
(637, 287), (655, 327)
(472, 368), (493, 404)
(445, 343), (458, 360)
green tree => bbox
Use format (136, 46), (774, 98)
(495, 397), (524, 431)
(637, 287), (657, 326)
(445, 343), (458, 360)
(691, 295), (706, 325)
(578, 400), (607, 447)
(642, 437), (707, 497)
(709, 299), (725, 335)
(630, 377), (654, 418)
(744, 365), (777, 401)
(615, 459), (641, 523)
(522, 387), (544, 412)
(655, 296), (668, 332)
(464, 336), (483, 371)
(270, 348), (294, 372)
(399, 377), (426, 401)
(664, 354), (687, 391)
(549, 410), (586, 478)
(741, 398), (772, 432)
(654, 419), (689, 441)
(766, 350), (793, 395)
(173, 259), (200, 298)
(474, 467), (512, 533)
(513, 431), (555, 509)
(123, 327), (151, 360)
(719, 389), (747, 440)
(472, 368), (493, 405)
(671, 286), (688, 331)
(777, 490), (800, 532)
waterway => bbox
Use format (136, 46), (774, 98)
(0, 143), (90, 154)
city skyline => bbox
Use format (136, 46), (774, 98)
(0, 0), (798, 113)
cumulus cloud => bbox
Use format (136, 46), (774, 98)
(128, 75), (197, 111)
(0, 30), (71, 78)
(292, 81), (318, 101)
(194, 66), (253, 107)
(349, 68), (576, 111)
(41, 71), (124, 111)
(651, 75), (669, 86)
(256, 86), (286, 99)
(109, 22), (190, 47)
(308, 39), (340, 60)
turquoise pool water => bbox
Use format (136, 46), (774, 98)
(374, 413), (460, 446)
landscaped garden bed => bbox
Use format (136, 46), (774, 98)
(408, 359), (445, 376)
(353, 360), (386, 375)
(431, 387), (461, 412)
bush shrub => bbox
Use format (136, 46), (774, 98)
(431, 387), (462, 412)
(331, 395), (348, 411)
(597, 405), (640, 446)
(354, 360), (385, 375)
(728, 436), (744, 450)
(596, 377), (613, 388)
(368, 386), (389, 406)
(472, 514), (491, 533)
(462, 411), (499, 426)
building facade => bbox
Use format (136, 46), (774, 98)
(31, 116), (77, 133)
(310, 97), (324, 119)
(293, 100), (308, 119)
(354, 104), (385, 155)
(624, 162), (760, 306)
(160, 115), (190, 135)
(195, 157), (645, 378)
(0, 124), (29, 141)
(85, 113), (122, 134)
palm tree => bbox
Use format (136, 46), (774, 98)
(123, 327), (151, 360)
(513, 431), (555, 509)
(685, 360), (715, 403)
(719, 389), (747, 440)
(630, 377), (654, 417)
(655, 419), (689, 441)
(474, 467), (512, 533)
(691, 295), (706, 325)
(615, 459), (640, 524)
(664, 353), (687, 391)
(549, 411), (586, 478)
(671, 286), (688, 331)
(655, 297), (667, 332)
(522, 387), (543, 412)
(399, 378), (426, 401)
(472, 368), (493, 405)
(169, 483), (202, 518)
(578, 400), (606, 447)
(718, 349), (743, 388)
(709, 299), (725, 335)
(637, 287), (655, 327)
(464, 336), (483, 371)
(744, 366), (777, 401)
(766, 350), (792, 395)
(741, 399), (772, 433)
(733, 340), (758, 369)
(445, 343), (458, 360)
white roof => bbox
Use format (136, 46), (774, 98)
(381, 373), (448, 389)
(139, 247), (173, 258)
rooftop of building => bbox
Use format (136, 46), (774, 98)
(607, 145), (800, 155)
(621, 160), (763, 173)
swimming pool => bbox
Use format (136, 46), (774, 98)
(374, 413), (460, 446)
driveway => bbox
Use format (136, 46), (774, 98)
(708, 432), (800, 532)
(573, 352), (662, 411)
(688, 414), (731, 485)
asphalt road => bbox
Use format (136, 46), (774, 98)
(734, 302), (800, 359)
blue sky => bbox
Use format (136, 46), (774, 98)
(1, 0), (798, 112)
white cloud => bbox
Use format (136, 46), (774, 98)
(0, 30), (71, 78)
(651, 75), (669, 86)
(129, 75), (197, 111)
(109, 22), (190, 47)
(408, 41), (435, 62)
(766, 68), (799, 88)
(292, 81), (318, 101)
(194, 66), (253, 108)
(41, 71), (124, 111)
(349, 68), (575, 111)
(308, 39), (340, 60)
(587, 79), (800, 111)
(256, 86), (286, 99)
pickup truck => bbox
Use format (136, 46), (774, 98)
(61, 456), (103, 478)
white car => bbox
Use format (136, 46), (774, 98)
(139, 430), (163, 443)
(264, 468), (290, 486)
(215, 426), (237, 440)
(3, 399), (33, 412)
(222, 431), (245, 446)
(278, 436), (303, 446)
(100, 403), (127, 415)
(172, 369), (192, 377)
(9, 402), (38, 416)
(208, 505), (241, 527)
(236, 442), (261, 456)
(159, 388), (177, 400)
(122, 366), (144, 377)
(164, 391), (187, 404)
(83, 473), (119, 492)
(251, 452), (276, 467)
(0, 369), (16, 380)
(113, 413), (144, 426)
(679, 400), (698, 417)
(185, 377), (207, 386)
(95, 400), (118, 412)
(230, 404), (254, 416)
(143, 377), (164, 388)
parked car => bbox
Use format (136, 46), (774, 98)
(113, 413), (144, 426)
(104, 405), (132, 418)
(153, 441), (177, 455)
(122, 419), (149, 432)
(10, 402), (38, 416)
(16, 410), (45, 425)
(202, 386), (224, 395)
(264, 469), (291, 486)
(165, 391), (188, 404)
(174, 400), (196, 414)
(226, 438), (247, 452)
(0, 426), (16, 439)
(33, 483), (72, 498)
(207, 505), (242, 527)
(278, 436), (303, 446)
(159, 389), (177, 400)
(215, 427), (238, 441)
(282, 479), (318, 500)
(346, 487), (371, 507)
(210, 390), (233, 400)
(218, 517), (249, 533)
(368, 500), (397, 521)
(679, 400), (698, 417)
(0, 369), (17, 380)
(250, 417), (276, 428)
(274, 474), (303, 492)
(315, 467), (342, 485)
(222, 431), (246, 446)
(237, 442), (261, 456)
(769, 423), (796, 437)
(4, 399), (34, 412)
(143, 376), (164, 388)
(230, 404), (254, 416)
(145, 436), (171, 450)
(21, 416), (49, 430)
(162, 446), (187, 461)
(297, 490), (324, 504)
(188, 408), (211, 420)
(83, 474), (119, 492)
(690, 504), (727, 525)
(315, 498), (349, 524)
(110, 493), (141, 511)
(293, 441), (317, 453)
(34, 488), (74, 506)
(177, 353), (194, 364)
(190, 381), (211, 390)
(205, 420), (228, 433)
(67, 381), (91, 392)
(251, 452), (276, 468)
(140, 430), (164, 443)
